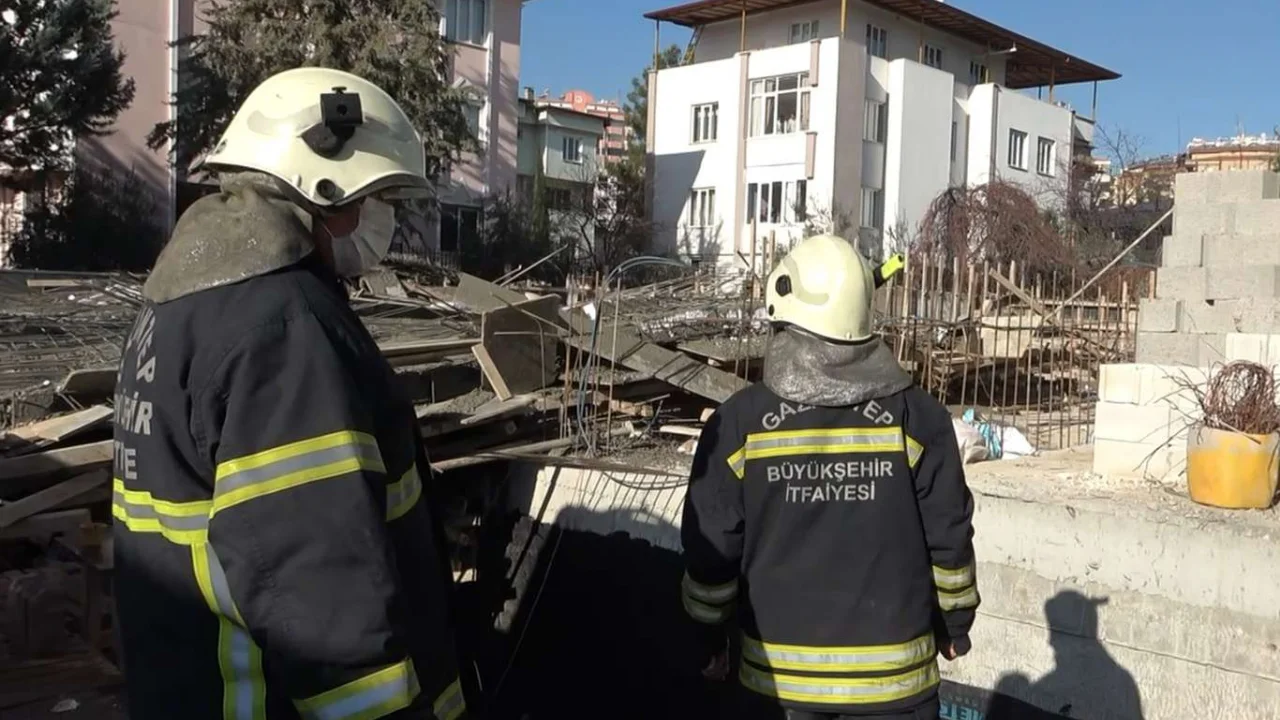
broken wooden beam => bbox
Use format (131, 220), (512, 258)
(0, 440), (114, 487)
(0, 471), (109, 529)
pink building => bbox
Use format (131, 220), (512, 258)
(83, 0), (526, 256)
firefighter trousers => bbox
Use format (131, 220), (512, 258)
(734, 688), (940, 719)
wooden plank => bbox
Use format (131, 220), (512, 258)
(471, 345), (513, 401)
(478, 295), (560, 397)
(1, 406), (113, 455)
(0, 440), (113, 484)
(0, 472), (109, 529)
(377, 337), (478, 359)
(461, 394), (538, 426)
(563, 322), (748, 403)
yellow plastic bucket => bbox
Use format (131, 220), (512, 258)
(1185, 425), (1280, 509)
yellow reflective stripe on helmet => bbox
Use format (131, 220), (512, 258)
(112, 478), (210, 545)
(727, 446), (747, 479)
(743, 428), (905, 461)
(386, 465), (423, 521)
(740, 661), (940, 705)
(682, 572), (738, 605)
(432, 678), (466, 720)
(741, 633), (934, 673)
(213, 430), (385, 516)
(294, 659), (421, 720)
(905, 435), (924, 469)
(933, 563), (975, 591)
(193, 543), (266, 720)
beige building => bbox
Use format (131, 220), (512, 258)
(83, 0), (526, 256)
(1185, 133), (1280, 173)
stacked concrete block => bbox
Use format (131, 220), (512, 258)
(1092, 363), (1208, 483)
(1137, 170), (1280, 365)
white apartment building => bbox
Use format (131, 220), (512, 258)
(643, 0), (1119, 265)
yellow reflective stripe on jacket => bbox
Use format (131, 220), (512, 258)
(740, 661), (940, 705)
(682, 592), (732, 624)
(193, 542), (266, 720)
(112, 478), (210, 545)
(432, 678), (466, 720)
(386, 465), (423, 522)
(905, 435), (923, 469)
(741, 633), (934, 673)
(726, 447), (747, 479)
(934, 563), (979, 611)
(743, 428), (906, 461)
(682, 572), (738, 605)
(294, 659), (422, 720)
(213, 430), (385, 516)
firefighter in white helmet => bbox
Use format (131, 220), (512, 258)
(681, 235), (978, 719)
(113, 68), (467, 720)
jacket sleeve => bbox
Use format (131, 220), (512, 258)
(680, 409), (745, 630)
(905, 389), (980, 642)
(197, 313), (438, 720)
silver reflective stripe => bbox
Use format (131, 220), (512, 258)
(432, 679), (465, 720)
(744, 429), (904, 458)
(113, 490), (209, 533)
(198, 544), (263, 720)
(386, 465), (423, 521)
(682, 573), (738, 604)
(217, 442), (383, 496)
(740, 662), (940, 704)
(938, 585), (979, 611)
(933, 564), (974, 591)
(682, 594), (730, 624)
(741, 634), (934, 672)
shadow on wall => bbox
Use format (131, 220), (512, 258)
(988, 591), (1145, 720)
(651, 150), (706, 254)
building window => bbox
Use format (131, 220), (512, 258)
(562, 135), (583, 163)
(1037, 137), (1056, 176)
(863, 100), (887, 143)
(689, 187), (716, 227)
(866, 24), (888, 59)
(790, 20), (819, 43)
(745, 180), (807, 225)
(950, 121), (957, 162)
(692, 103), (718, 143)
(463, 103), (483, 140)
(860, 188), (884, 231)
(924, 45), (943, 69)
(748, 73), (810, 137)
(445, 0), (487, 45)
(440, 203), (481, 253)
(968, 61), (989, 85)
(1008, 129), (1028, 170)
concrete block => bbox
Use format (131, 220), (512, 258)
(1137, 365), (1206, 418)
(1224, 298), (1280, 333)
(1137, 298), (1180, 333)
(1224, 333), (1272, 364)
(1160, 234), (1203, 267)
(1196, 332), (1227, 366)
(1094, 401), (1173, 444)
(1201, 232), (1280, 267)
(1206, 264), (1280, 300)
(1097, 363), (1143, 405)
(1174, 169), (1280, 204)
(1092, 438), (1182, 482)
(1232, 199), (1280, 236)
(1173, 202), (1234, 239)
(1135, 331), (1200, 366)
(1179, 300), (1236, 333)
(1153, 266), (1206, 301)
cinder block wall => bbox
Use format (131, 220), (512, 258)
(1138, 170), (1280, 365)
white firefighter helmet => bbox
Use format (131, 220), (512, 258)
(765, 234), (876, 343)
(199, 67), (429, 207)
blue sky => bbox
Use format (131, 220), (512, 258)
(519, 0), (1280, 160)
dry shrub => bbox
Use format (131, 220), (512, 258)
(1199, 361), (1280, 435)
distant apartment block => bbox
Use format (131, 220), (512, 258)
(643, 0), (1119, 266)
(536, 89), (631, 164)
(1186, 133), (1280, 173)
(516, 98), (609, 243)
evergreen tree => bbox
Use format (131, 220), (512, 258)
(0, 0), (135, 179)
(623, 44), (683, 157)
(149, 0), (476, 182)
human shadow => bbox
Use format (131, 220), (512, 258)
(988, 590), (1144, 719)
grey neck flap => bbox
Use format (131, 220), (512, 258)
(144, 172), (316, 304)
(763, 327), (913, 407)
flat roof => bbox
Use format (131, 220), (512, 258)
(643, 0), (1120, 89)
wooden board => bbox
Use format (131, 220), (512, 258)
(0, 472), (109, 529)
(0, 440), (113, 486)
(1, 406), (112, 455)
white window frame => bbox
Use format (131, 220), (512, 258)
(444, 0), (488, 46)
(968, 60), (989, 85)
(748, 73), (811, 137)
(789, 20), (819, 44)
(866, 24), (888, 59)
(924, 45), (943, 69)
(691, 103), (719, 144)
(1036, 137), (1057, 176)
(860, 188), (884, 231)
(863, 100), (887, 143)
(1008, 129), (1028, 171)
(562, 135), (584, 164)
(463, 101), (484, 142)
(745, 179), (807, 225)
(689, 187), (716, 227)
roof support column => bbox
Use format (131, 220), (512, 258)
(740, 0), (747, 52)
(840, 0), (847, 36)
(1048, 65), (1056, 103)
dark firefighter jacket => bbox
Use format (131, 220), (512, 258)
(111, 178), (465, 720)
(681, 382), (979, 716)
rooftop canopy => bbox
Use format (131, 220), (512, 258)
(643, 0), (1120, 89)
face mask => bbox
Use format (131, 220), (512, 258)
(329, 198), (396, 278)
